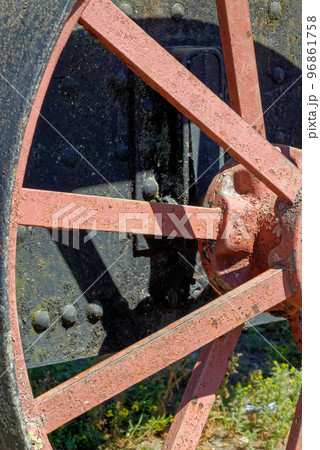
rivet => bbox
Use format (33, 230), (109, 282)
(269, 2), (282, 19)
(142, 98), (155, 113)
(61, 147), (80, 167)
(278, 201), (286, 211)
(17, 225), (27, 244)
(115, 142), (131, 160)
(32, 310), (50, 332)
(272, 67), (285, 84)
(61, 304), (77, 327)
(142, 178), (159, 200)
(61, 76), (76, 94)
(87, 301), (103, 323)
(273, 130), (285, 144)
(164, 288), (179, 307)
(119, 2), (133, 17)
(171, 3), (184, 21)
(112, 71), (127, 90)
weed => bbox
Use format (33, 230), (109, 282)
(210, 360), (302, 449)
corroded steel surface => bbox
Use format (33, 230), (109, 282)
(35, 268), (291, 432)
(79, 0), (301, 204)
(216, 0), (265, 136)
(17, 188), (221, 240)
(269, 147), (302, 309)
(199, 157), (278, 292)
(199, 146), (302, 310)
(163, 326), (243, 449)
(1, 0), (302, 446)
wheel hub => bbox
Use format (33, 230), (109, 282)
(199, 144), (302, 310)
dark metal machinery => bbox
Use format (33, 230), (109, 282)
(0, 0), (301, 448)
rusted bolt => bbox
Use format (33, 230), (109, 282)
(87, 301), (104, 323)
(269, 2), (282, 19)
(273, 130), (285, 144)
(32, 310), (50, 332)
(61, 147), (80, 167)
(171, 3), (184, 21)
(61, 304), (77, 327)
(115, 142), (131, 160)
(61, 76), (76, 94)
(119, 2), (133, 17)
(278, 201), (286, 211)
(272, 67), (285, 84)
(142, 177), (159, 200)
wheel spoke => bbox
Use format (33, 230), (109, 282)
(35, 268), (292, 433)
(79, 0), (301, 204)
(288, 311), (302, 352)
(17, 188), (221, 239)
(163, 326), (243, 449)
(216, 0), (265, 136)
(286, 392), (302, 449)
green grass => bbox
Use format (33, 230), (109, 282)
(209, 359), (302, 449)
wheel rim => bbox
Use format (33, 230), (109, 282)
(8, 1), (92, 446)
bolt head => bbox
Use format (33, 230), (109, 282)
(142, 97), (155, 113)
(273, 130), (285, 144)
(272, 67), (285, 84)
(269, 2), (282, 19)
(142, 178), (159, 200)
(61, 76), (76, 94)
(32, 310), (50, 332)
(115, 142), (131, 160)
(119, 2), (133, 17)
(61, 147), (80, 167)
(61, 304), (77, 327)
(87, 301), (103, 323)
(171, 3), (184, 21)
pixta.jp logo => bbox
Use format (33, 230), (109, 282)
(52, 203), (98, 249)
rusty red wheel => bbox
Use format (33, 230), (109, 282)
(1, 0), (301, 448)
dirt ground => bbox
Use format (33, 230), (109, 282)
(138, 419), (287, 450)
